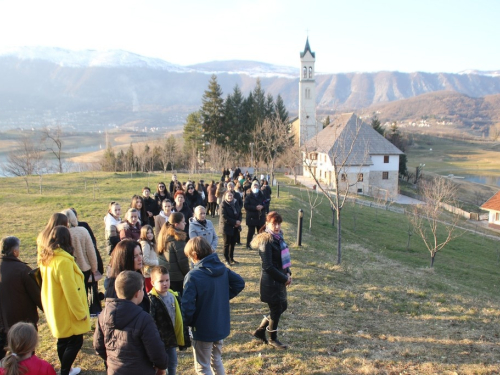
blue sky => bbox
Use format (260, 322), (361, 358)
(0, 0), (498, 73)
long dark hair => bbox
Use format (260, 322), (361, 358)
(110, 239), (142, 277)
(131, 195), (148, 225)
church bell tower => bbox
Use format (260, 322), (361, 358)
(298, 38), (318, 146)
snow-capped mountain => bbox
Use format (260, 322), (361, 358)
(0, 46), (298, 77)
(458, 69), (500, 78)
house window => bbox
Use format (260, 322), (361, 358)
(309, 67), (313, 78)
(496, 212), (500, 221)
(309, 152), (317, 160)
(341, 173), (347, 182)
(382, 172), (389, 180)
(303, 67), (307, 78)
(384, 155), (389, 163)
(358, 173), (363, 182)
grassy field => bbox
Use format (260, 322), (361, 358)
(1, 171), (500, 374)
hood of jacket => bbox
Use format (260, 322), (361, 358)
(250, 232), (273, 250)
(101, 298), (144, 331)
(193, 252), (226, 278)
(166, 226), (187, 242)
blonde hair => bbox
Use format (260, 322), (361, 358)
(36, 213), (68, 264)
(1, 322), (38, 375)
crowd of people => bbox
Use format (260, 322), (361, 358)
(0, 169), (293, 375)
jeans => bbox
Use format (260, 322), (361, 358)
(192, 339), (225, 375)
(166, 346), (178, 375)
(57, 334), (83, 375)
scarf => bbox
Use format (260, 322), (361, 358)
(266, 228), (291, 269)
(197, 219), (207, 227)
(225, 198), (238, 215)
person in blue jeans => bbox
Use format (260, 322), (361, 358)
(182, 237), (245, 375)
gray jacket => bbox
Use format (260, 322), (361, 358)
(189, 217), (218, 251)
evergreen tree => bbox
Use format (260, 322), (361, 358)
(275, 94), (289, 123)
(265, 93), (275, 118)
(183, 111), (204, 157)
(125, 143), (135, 172)
(101, 145), (116, 171)
(323, 115), (331, 129)
(385, 121), (408, 176)
(371, 115), (384, 135)
(252, 79), (266, 128)
(200, 74), (225, 145)
(224, 85), (245, 152)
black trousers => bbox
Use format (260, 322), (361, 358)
(57, 334), (83, 375)
(246, 225), (259, 247)
(267, 300), (288, 339)
(207, 202), (217, 217)
(223, 233), (236, 262)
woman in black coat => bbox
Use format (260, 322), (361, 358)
(244, 180), (266, 249)
(250, 211), (291, 350)
(220, 191), (242, 265)
(185, 183), (204, 211)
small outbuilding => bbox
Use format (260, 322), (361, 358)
(481, 190), (500, 229)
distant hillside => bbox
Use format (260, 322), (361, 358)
(364, 91), (500, 136)
(1, 47), (500, 132)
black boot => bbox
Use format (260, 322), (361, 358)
(252, 317), (269, 344)
(267, 320), (288, 349)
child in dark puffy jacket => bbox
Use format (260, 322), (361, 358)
(148, 266), (190, 375)
(94, 271), (167, 375)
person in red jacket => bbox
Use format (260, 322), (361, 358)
(0, 322), (56, 375)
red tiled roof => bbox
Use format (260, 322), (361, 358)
(481, 190), (500, 211)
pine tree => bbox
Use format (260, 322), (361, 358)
(200, 75), (225, 145)
(275, 94), (289, 123)
(224, 85), (245, 152)
(183, 111), (204, 156)
(371, 115), (384, 135)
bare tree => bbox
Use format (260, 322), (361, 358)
(41, 126), (64, 173)
(306, 188), (324, 231)
(303, 114), (368, 264)
(408, 176), (463, 267)
(253, 115), (293, 184)
(161, 135), (178, 174)
(206, 142), (232, 173)
(279, 142), (303, 185)
(4, 133), (43, 192)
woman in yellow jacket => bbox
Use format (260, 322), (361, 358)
(38, 225), (90, 375)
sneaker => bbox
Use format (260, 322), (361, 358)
(69, 368), (81, 375)
(231, 259), (239, 265)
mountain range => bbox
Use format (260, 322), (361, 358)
(1, 47), (499, 132)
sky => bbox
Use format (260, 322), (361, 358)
(0, 0), (498, 74)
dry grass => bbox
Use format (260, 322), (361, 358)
(1, 173), (499, 374)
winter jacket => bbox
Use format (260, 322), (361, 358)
(143, 196), (159, 227)
(244, 190), (266, 227)
(118, 221), (141, 241)
(0, 355), (56, 375)
(154, 213), (169, 238)
(140, 241), (158, 277)
(185, 191), (204, 211)
(104, 213), (121, 254)
(78, 221), (104, 274)
(251, 232), (291, 303)
(207, 184), (217, 203)
(160, 228), (189, 283)
(215, 183), (227, 201)
(181, 253), (245, 342)
(220, 200), (242, 236)
(94, 298), (168, 375)
(0, 254), (42, 333)
(68, 226), (98, 273)
(40, 249), (91, 338)
(189, 217), (218, 250)
(172, 204), (193, 238)
(104, 276), (150, 313)
(148, 288), (190, 349)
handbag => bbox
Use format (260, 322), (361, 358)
(87, 273), (103, 317)
(29, 267), (42, 288)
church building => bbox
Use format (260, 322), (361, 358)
(293, 39), (404, 200)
